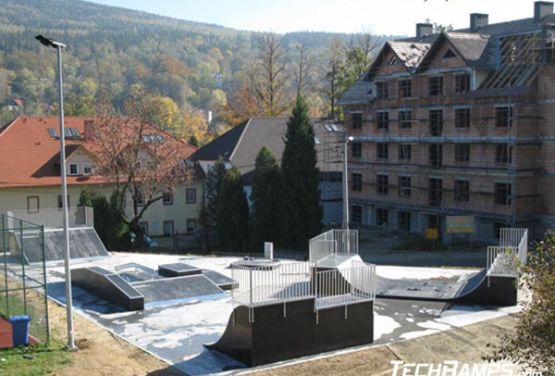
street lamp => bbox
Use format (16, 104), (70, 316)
(342, 135), (354, 230)
(35, 35), (75, 350)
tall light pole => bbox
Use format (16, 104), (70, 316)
(342, 134), (354, 230)
(35, 35), (75, 350)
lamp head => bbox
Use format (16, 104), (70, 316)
(35, 35), (65, 48)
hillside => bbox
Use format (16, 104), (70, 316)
(0, 0), (394, 129)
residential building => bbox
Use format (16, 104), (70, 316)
(339, 1), (555, 242)
(193, 117), (344, 225)
(0, 116), (201, 237)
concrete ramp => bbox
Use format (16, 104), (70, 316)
(24, 227), (109, 263)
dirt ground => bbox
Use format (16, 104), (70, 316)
(46, 299), (181, 376)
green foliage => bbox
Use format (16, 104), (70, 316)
(0, 343), (72, 376)
(279, 96), (322, 250)
(216, 166), (249, 251)
(489, 232), (555, 374)
(78, 189), (129, 251)
(250, 147), (281, 249)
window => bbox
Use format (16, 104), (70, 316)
(186, 188), (197, 204)
(351, 205), (362, 224)
(493, 222), (505, 239)
(377, 174), (389, 195)
(351, 142), (362, 158)
(429, 110), (443, 136)
(376, 82), (389, 99)
(399, 144), (412, 161)
(27, 196), (39, 214)
(69, 163), (78, 175)
(352, 113), (362, 129)
(399, 176), (411, 197)
(398, 211), (411, 232)
(455, 74), (471, 93)
(443, 49), (456, 59)
(377, 111), (389, 130)
(139, 221), (149, 235)
(399, 80), (412, 98)
(163, 190), (173, 205)
(495, 144), (512, 164)
(388, 55), (401, 65)
(429, 144), (443, 168)
(376, 208), (389, 226)
(57, 195), (70, 209)
(429, 178), (442, 206)
(495, 106), (513, 128)
(377, 143), (389, 160)
(494, 183), (512, 206)
(163, 220), (174, 236)
(454, 144), (470, 163)
(399, 110), (412, 129)
(83, 164), (93, 175)
(454, 180), (470, 202)
(455, 108), (470, 128)
(186, 219), (197, 234)
(352, 173), (362, 191)
(429, 76), (443, 96)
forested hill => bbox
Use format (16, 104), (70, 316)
(0, 0), (396, 135)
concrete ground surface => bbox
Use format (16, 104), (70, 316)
(16, 252), (524, 375)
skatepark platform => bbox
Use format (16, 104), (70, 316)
(207, 297), (374, 366)
(158, 263), (202, 277)
(20, 227), (109, 264)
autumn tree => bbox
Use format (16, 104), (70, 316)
(344, 31), (379, 81)
(320, 37), (345, 119)
(488, 232), (555, 374)
(251, 147), (281, 249)
(280, 96), (322, 250)
(92, 99), (193, 247)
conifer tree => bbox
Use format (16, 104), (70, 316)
(280, 96), (322, 250)
(251, 146), (281, 249)
(198, 159), (227, 251)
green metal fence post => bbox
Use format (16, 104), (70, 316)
(41, 225), (50, 344)
(2, 215), (9, 316)
(20, 220), (28, 315)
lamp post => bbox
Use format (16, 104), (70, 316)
(35, 35), (75, 350)
(342, 135), (354, 230)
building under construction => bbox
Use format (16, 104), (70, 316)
(339, 1), (555, 242)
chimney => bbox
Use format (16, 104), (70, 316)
(416, 23), (433, 38)
(470, 13), (489, 31)
(84, 120), (95, 140)
(535, 1), (554, 21)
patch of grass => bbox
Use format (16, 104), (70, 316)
(0, 342), (73, 376)
(0, 291), (48, 343)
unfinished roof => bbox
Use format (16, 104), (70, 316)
(389, 41), (432, 69)
(194, 117), (343, 183)
(337, 78), (373, 106)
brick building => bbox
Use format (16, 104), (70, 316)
(339, 1), (555, 242)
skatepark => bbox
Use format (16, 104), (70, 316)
(2, 214), (528, 375)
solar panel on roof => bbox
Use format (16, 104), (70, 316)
(48, 128), (58, 138)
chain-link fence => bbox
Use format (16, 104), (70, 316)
(0, 214), (50, 345)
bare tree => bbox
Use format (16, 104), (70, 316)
(321, 37), (345, 119)
(92, 99), (193, 243)
(249, 33), (290, 116)
(293, 43), (311, 97)
(346, 30), (380, 78)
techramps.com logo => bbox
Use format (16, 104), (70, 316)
(390, 360), (542, 376)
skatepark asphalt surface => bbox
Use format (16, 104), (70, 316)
(19, 253), (521, 376)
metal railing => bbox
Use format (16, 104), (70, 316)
(6, 206), (94, 229)
(231, 262), (312, 307)
(314, 260), (376, 310)
(309, 229), (358, 263)
(487, 228), (528, 277)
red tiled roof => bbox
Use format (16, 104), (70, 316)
(0, 116), (197, 189)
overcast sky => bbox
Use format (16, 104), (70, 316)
(87, 0), (540, 35)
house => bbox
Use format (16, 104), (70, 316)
(193, 117), (344, 225)
(0, 116), (201, 237)
(338, 1), (555, 243)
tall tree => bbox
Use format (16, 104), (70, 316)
(216, 166), (250, 251)
(321, 37), (345, 119)
(251, 147), (281, 249)
(198, 159), (228, 251)
(280, 96), (322, 250)
(345, 30), (379, 80)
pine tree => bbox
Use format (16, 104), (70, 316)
(251, 146), (281, 250)
(216, 166), (250, 251)
(198, 159), (227, 251)
(280, 96), (322, 250)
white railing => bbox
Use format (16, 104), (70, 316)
(6, 206), (94, 229)
(231, 262), (312, 307)
(314, 261), (376, 310)
(487, 228), (528, 277)
(309, 229), (358, 263)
